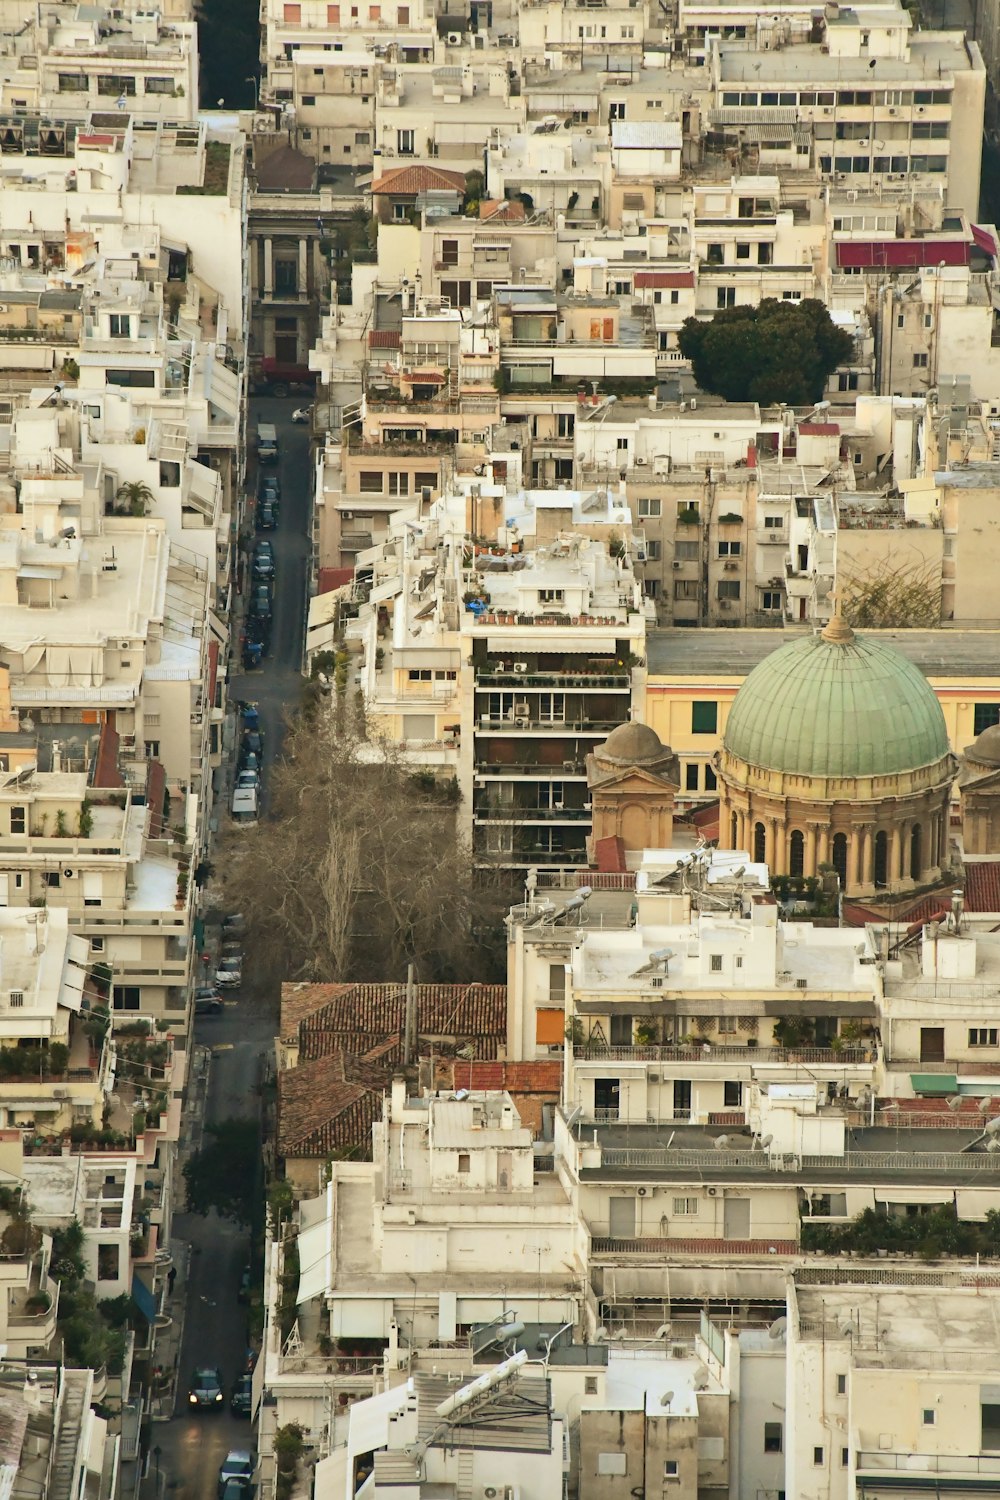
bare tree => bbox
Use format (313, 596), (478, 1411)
(841, 556), (941, 628)
(222, 712), (506, 984)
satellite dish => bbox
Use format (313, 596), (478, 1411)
(713, 1134), (731, 1150)
(985, 1117), (1000, 1136)
(767, 1317), (787, 1341)
(595, 1327), (609, 1342)
(660, 1391), (675, 1407)
(979, 1097), (995, 1115)
(692, 1365), (709, 1390)
(760, 1134), (774, 1149)
(946, 1095), (964, 1112)
(652, 1324), (671, 1339)
(838, 1317), (855, 1337)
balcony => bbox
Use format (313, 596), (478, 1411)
(574, 1044), (875, 1066)
(481, 672), (630, 689)
(474, 803), (592, 822)
(857, 1453), (1000, 1478)
(589, 1233), (800, 1257)
(7, 1269), (60, 1347)
(476, 715), (620, 733)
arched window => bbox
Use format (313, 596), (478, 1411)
(731, 811), (738, 849)
(832, 832), (848, 885)
(910, 823), (922, 881)
(874, 830), (888, 888)
(753, 821), (766, 864)
(789, 829), (805, 877)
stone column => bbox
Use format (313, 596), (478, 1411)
(298, 237), (309, 297)
(805, 823), (818, 875)
(765, 817), (777, 872)
(889, 824), (902, 883)
(817, 825), (830, 866)
(861, 827), (874, 889)
(263, 237), (274, 295)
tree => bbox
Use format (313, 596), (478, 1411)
(841, 556), (942, 627)
(677, 298), (855, 406)
(184, 1117), (259, 1225)
(115, 480), (155, 517)
(222, 715), (507, 985)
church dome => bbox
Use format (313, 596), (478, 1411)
(722, 620), (950, 779)
(966, 722), (1000, 768)
(599, 720), (668, 767)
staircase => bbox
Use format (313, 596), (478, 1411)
(455, 1448), (475, 1500)
(49, 1367), (90, 1500)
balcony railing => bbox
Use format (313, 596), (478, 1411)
(575, 1044), (875, 1065)
(474, 804), (592, 821)
(594, 1146), (1000, 1175)
(858, 1453), (1000, 1476)
(590, 1234), (800, 1256)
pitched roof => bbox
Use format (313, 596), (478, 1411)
(965, 862), (1000, 913)
(253, 141), (316, 193)
(371, 165), (465, 196)
(479, 199), (526, 223)
(368, 328), (402, 349)
(464, 1060), (562, 1093)
(280, 982), (355, 1042)
(296, 982), (508, 1061)
(277, 1052), (384, 1159)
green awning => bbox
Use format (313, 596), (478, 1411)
(910, 1072), (958, 1096)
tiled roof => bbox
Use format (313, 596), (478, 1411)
(296, 982), (508, 1061)
(463, 1060), (562, 1093)
(965, 862), (1000, 913)
(277, 1053), (383, 1159)
(368, 329), (401, 349)
(633, 270), (694, 289)
(280, 982), (355, 1042)
(479, 199), (526, 223)
(371, 165), (465, 196)
(254, 141), (315, 192)
(798, 422), (840, 435)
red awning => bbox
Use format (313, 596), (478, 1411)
(972, 224), (998, 257)
(634, 271), (695, 289)
(835, 240), (969, 269)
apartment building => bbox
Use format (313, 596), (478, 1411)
(348, 475), (650, 867)
(0, 0), (198, 122)
(0, 1364), (119, 1500)
(259, 0), (436, 110)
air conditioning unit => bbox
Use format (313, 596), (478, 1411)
(0, 304), (8, 314)
(719, 599), (732, 609)
(672, 560), (683, 569)
(512, 661), (528, 673)
(634, 457), (648, 466)
(649, 976), (664, 989)
(637, 1186), (649, 1196)
(648, 1071), (660, 1082)
(63, 868), (74, 880)
(447, 29), (462, 43)
(724, 561), (738, 571)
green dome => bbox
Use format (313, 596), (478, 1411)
(723, 624), (950, 779)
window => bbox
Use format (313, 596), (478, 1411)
(301, 94), (316, 105)
(705, 765), (717, 791)
(758, 243), (773, 265)
(724, 1081), (743, 1107)
(97, 74), (136, 95)
(685, 764), (699, 791)
(923, 1409), (936, 1425)
(549, 963), (566, 1003)
(457, 1152), (470, 1173)
(283, 2), (301, 18)
(9, 806), (25, 834)
(97, 1244), (120, 1281)
(706, 243), (724, 264)
(106, 368), (155, 388)
(837, 1374), (847, 1395)
(359, 472), (383, 493)
(58, 73), (89, 91)
(673, 1197), (697, 1214)
(609, 101), (626, 120)
(91, 937), (105, 952)
(913, 352), (929, 368)
(718, 540), (741, 557)
(664, 1461), (678, 1478)
(762, 590), (781, 611)
(710, 954), (723, 972)
(144, 741), (160, 759)
(644, 579), (660, 600)
(387, 472), (409, 496)
(841, 1448), (849, 1468)
(674, 580), (698, 601)
(44, 872), (61, 889)
(974, 704), (1000, 736)
(736, 242), (751, 260)
(113, 985), (141, 1011)
(814, 1447), (825, 1467)
(717, 287), (736, 308)
(675, 540), (698, 560)
(645, 540), (661, 561)
(327, 3), (340, 18)
(585, 1376), (598, 1394)
(637, 497), (660, 517)
(538, 588), (564, 604)
(983, 1402), (1000, 1450)
(970, 1028), (999, 1047)
(764, 1423), (783, 1453)
(692, 702), (717, 734)
(717, 580), (741, 600)
(764, 515), (783, 528)
(397, 128), (415, 154)
(441, 239), (459, 267)
(8, 990), (22, 1007)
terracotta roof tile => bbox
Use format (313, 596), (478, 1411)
(965, 862), (1000, 913)
(479, 199), (526, 223)
(368, 329), (402, 349)
(277, 1053), (384, 1159)
(371, 165), (465, 196)
(296, 982), (507, 1061)
(280, 982), (355, 1042)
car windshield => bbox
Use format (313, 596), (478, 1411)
(194, 1369), (220, 1389)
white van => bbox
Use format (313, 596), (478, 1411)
(231, 785), (258, 824)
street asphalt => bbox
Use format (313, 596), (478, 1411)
(151, 396), (310, 1497)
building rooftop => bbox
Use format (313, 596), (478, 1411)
(793, 1281), (1000, 1370)
(583, 1349), (718, 1416)
(646, 628), (1000, 679)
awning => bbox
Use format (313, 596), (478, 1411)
(761, 999), (878, 1018)
(634, 271), (695, 289)
(835, 240), (968, 269)
(910, 1072), (958, 1095)
(296, 1216), (333, 1304)
(480, 632), (619, 653)
(875, 1188), (954, 1205)
(972, 224), (998, 257)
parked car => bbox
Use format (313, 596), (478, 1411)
(240, 751), (261, 780)
(194, 988), (223, 1017)
(215, 955), (242, 989)
(220, 1482), (251, 1500)
(252, 543), (275, 580)
(218, 1451), (254, 1496)
(257, 499), (277, 531)
(248, 584), (272, 621)
(291, 405), (312, 424)
(241, 730), (264, 764)
(259, 474), (281, 502)
(222, 913), (246, 936)
(255, 423), (278, 464)
(236, 769), (259, 793)
(230, 1373), (253, 1418)
(188, 1366), (224, 1409)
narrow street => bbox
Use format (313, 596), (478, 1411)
(151, 396), (311, 1496)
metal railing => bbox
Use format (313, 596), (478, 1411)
(596, 1147), (1000, 1173)
(575, 1044), (874, 1065)
(858, 1453), (1000, 1476)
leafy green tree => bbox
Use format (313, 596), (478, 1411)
(678, 298), (855, 406)
(114, 480), (155, 517)
(183, 1117), (259, 1225)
